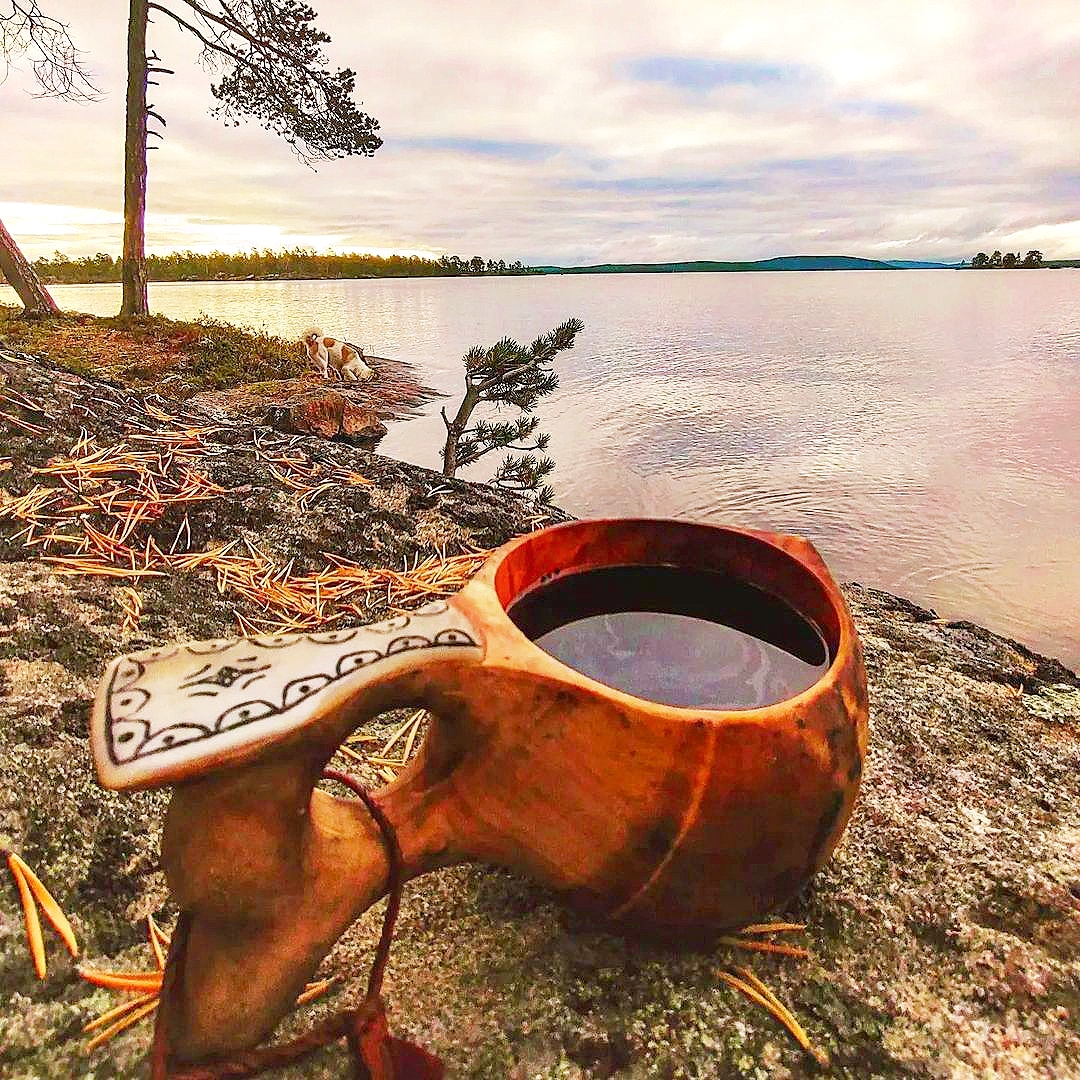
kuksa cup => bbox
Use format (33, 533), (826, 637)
(91, 518), (868, 1061)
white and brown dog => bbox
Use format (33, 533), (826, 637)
(301, 326), (376, 382)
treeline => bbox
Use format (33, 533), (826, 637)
(30, 249), (537, 284)
(967, 250), (1044, 269)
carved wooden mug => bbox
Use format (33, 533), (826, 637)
(91, 518), (868, 1062)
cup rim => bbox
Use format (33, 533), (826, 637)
(477, 516), (853, 716)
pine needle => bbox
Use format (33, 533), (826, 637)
(7, 853), (47, 979)
(146, 915), (166, 971)
(335, 743), (369, 766)
(4, 427), (488, 638)
(83, 997), (159, 1053)
(76, 966), (164, 993)
(717, 935), (810, 959)
(402, 711), (424, 762)
(294, 977), (336, 1007)
(117, 586), (143, 632)
(148, 913), (171, 956)
(735, 966), (830, 1067)
(738, 922), (807, 935)
(717, 969), (829, 1067)
(82, 990), (159, 1035)
(380, 709), (425, 758)
(6, 851), (78, 959)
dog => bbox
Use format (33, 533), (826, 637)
(301, 326), (376, 382)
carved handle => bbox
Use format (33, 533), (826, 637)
(90, 599), (484, 791)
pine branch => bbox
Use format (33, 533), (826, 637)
(440, 317), (583, 493)
(148, 0), (381, 164)
(177, 0), (322, 71)
(490, 453), (557, 496)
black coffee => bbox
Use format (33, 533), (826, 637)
(507, 564), (830, 709)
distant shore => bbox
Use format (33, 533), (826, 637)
(19, 259), (1080, 289)
(8, 252), (1078, 289)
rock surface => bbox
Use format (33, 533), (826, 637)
(0, 345), (1078, 1079)
(190, 355), (442, 430)
(267, 391), (389, 445)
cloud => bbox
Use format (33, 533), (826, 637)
(2, 0), (1079, 262)
(563, 176), (753, 194)
(393, 137), (560, 162)
(623, 56), (812, 93)
(834, 99), (923, 121)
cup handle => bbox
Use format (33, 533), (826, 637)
(90, 598), (484, 792)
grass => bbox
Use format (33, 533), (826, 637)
(0, 305), (305, 396)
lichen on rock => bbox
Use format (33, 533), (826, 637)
(0, 344), (1078, 1078)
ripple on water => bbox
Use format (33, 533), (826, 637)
(17, 273), (1080, 669)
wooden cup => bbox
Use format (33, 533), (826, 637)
(91, 518), (867, 1061)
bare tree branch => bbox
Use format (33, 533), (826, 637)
(146, 1), (249, 68)
(178, 0), (318, 70)
(0, 0), (99, 101)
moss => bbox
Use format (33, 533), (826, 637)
(0, 305), (304, 396)
(0, 596), (112, 677)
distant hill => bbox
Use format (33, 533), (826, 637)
(533, 255), (957, 274)
(753, 256), (896, 271)
(883, 259), (960, 269)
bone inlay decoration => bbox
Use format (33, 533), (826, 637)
(92, 600), (482, 790)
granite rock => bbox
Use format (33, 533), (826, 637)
(0, 346), (1077, 1079)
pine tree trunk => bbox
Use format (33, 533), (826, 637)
(441, 385), (481, 477)
(0, 217), (61, 318)
(121, 0), (150, 317)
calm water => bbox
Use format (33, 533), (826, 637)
(508, 564), (831, 709)
(5, 272), (1079, 669)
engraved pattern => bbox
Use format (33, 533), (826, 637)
(94, 600), (481, 787)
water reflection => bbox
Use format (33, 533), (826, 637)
(7, 270), (1079, 668)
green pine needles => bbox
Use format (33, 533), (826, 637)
(440, 317), (585, 505)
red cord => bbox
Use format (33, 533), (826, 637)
(321, 769), (404, 1001)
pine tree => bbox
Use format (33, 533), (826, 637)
(0, 216), (60, 318)
(440, 317), (584, 504)
(1, 2), (381, 317)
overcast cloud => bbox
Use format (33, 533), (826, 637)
(3, 0), (1078, 263)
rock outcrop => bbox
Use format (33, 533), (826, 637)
(189, 355), (442, 432)
(0, 345), (1077, 1078)
(267, 392), (388, 445)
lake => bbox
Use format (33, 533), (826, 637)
(5, 271), (1079, 669)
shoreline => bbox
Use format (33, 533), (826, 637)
(10, 257), (1078, 289)
(3, 303), (1076, 671)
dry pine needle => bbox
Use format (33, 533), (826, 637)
(5, 850), (79, 979)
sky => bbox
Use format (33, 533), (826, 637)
(2, 0), (1079, 265)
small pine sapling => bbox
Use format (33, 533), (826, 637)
(440, 317), (584, 504)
